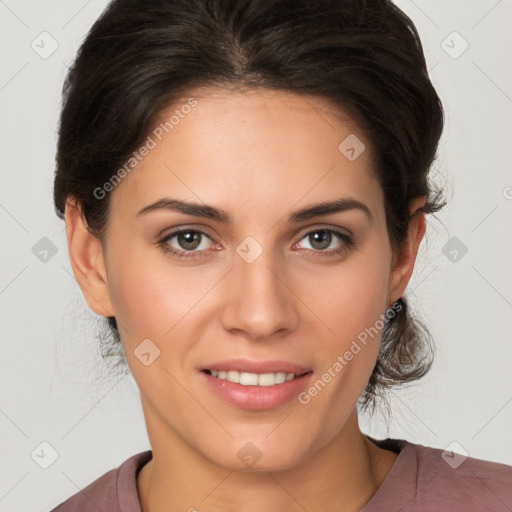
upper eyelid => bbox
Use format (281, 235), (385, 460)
(298, 225), (351, 238)
(159, 226), (214, 240)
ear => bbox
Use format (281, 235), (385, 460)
(64, 197), (114, 317)
(386, 196), (427, 307)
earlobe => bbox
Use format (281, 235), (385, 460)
(387, 196), (427, 307)
(64, 197), (115, 317)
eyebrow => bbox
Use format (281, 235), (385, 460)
(137, 197), (372, 224)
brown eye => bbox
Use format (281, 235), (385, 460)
(294, 228), (353, 258)
(308, 230), (333, 250)
(159, 229), (216, 259)
(176, 231), (203, 250)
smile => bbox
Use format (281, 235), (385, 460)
(205, 369), (298, 386)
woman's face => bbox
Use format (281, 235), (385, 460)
(73, 88), (418, 470)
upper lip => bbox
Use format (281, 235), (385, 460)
(202, 358), (312, 375)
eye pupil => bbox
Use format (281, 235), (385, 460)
(309, 230), (331, 250)
(178, 231), (201, 250)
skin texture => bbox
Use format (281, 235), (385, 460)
(65, 88), (426, 512)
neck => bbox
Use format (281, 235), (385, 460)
(137, 407), (398, 512)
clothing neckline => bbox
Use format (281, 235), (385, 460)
(361, 437), (415, 511)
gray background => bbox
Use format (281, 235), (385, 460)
(0, 0), (511, 510)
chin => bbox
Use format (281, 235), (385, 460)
(198, 435), (313, 473)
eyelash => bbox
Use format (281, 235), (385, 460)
(157, 227), (353, 261)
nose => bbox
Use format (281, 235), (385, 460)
(220, 247), (300, 341)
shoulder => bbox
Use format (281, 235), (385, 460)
(364, 438), (512, 512)
(49, 450), (152, 512)
(412, 441), (512, 496)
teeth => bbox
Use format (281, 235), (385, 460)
(209, 370), (297, 386)
(239, 372), (258, 385)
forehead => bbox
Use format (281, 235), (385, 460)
(111, 88), (383, 220)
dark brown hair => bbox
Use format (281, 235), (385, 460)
(54, 0), (445, 413)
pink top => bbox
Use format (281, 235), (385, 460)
(49, 438), (512, 511)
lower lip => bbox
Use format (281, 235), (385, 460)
(200, 371), (313, 410)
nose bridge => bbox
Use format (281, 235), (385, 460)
(220, 237), (298, 339)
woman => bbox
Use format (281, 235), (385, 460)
(50, 0), (512, 510)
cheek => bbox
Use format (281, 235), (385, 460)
(295, 240), (391, 401)
(106, 244), (220, 345)
(105, 251), (201, 394)
(303, 246), (391, 348)
(105, 243), (177, 339)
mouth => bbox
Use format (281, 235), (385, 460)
(199, 360), (314, 410)
(202, 369), (310, 387)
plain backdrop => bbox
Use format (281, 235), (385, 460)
(0, 0), (511, 510)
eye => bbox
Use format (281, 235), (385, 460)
(158, 227), (353, 261)
(294, 228), (353, 257)
(158, 229), (217, 260)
